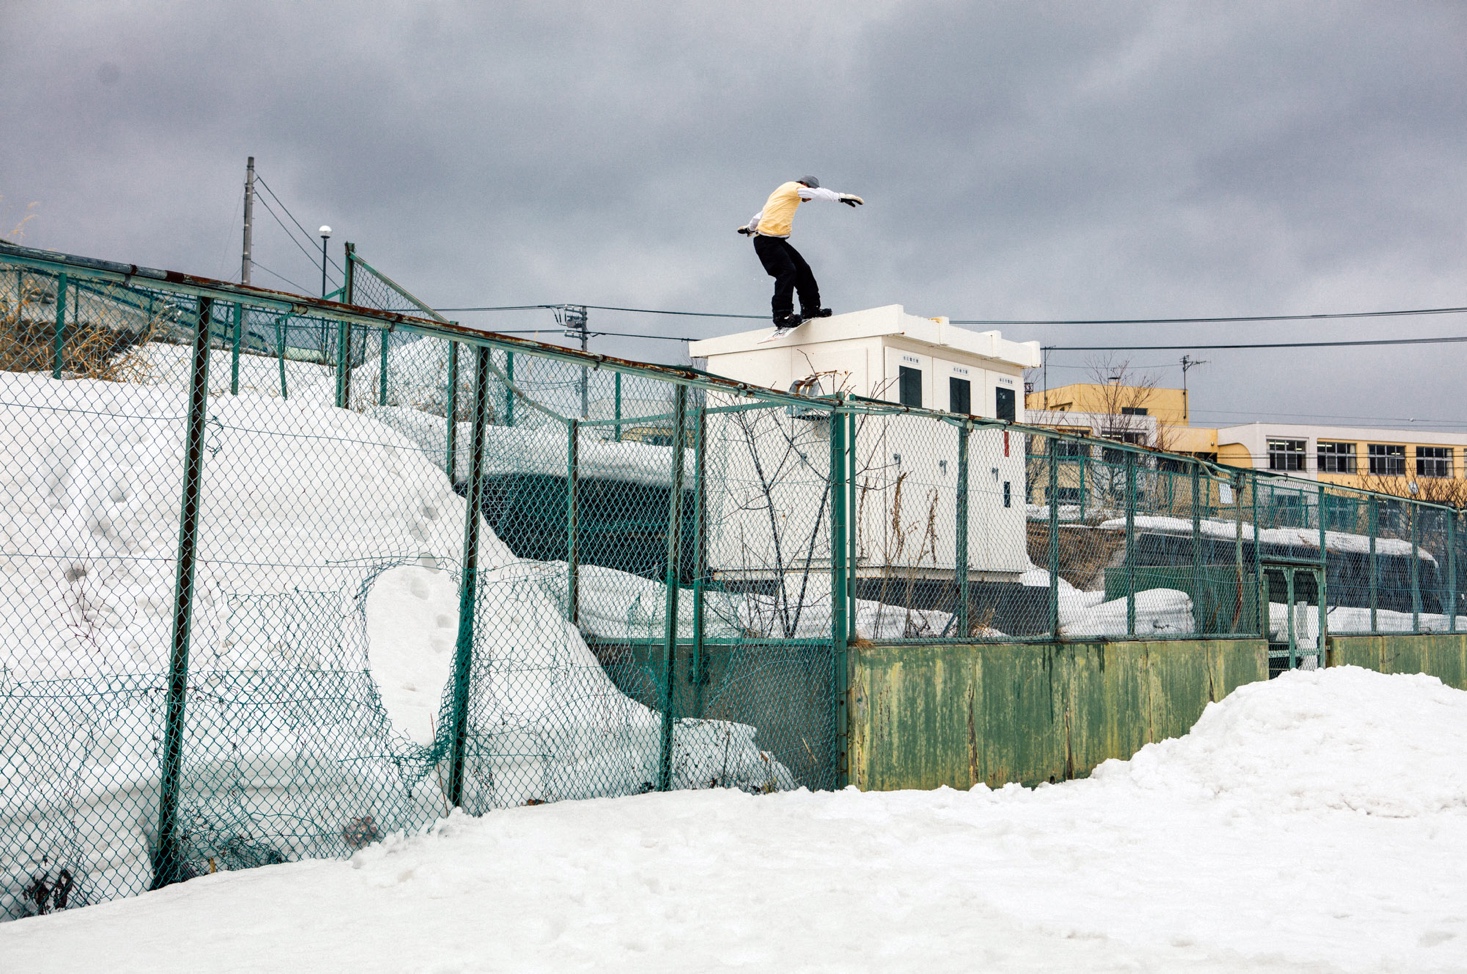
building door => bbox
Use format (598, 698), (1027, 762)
(1262, 562), (1326, 676)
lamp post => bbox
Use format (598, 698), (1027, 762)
(318, 226), (332, 298)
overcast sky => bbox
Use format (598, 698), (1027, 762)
(3, 1), (1464, 431)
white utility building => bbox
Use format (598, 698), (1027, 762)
(688, 305), (1040, 421)
(689, 306), (1043, 593)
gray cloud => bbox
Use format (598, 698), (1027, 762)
(2, 0), (1464, 427)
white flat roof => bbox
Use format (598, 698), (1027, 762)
(1217, 422), (1467, 447)
(688, 304), (1042, 370)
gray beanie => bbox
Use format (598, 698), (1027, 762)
(798, 175), (820, 188)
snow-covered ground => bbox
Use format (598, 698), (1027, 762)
(4, 666), (1465, 972)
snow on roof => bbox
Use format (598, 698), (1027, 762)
(689, 305), (1042, 369)
(1097, 515), (1435, 562)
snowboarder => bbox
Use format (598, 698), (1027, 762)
(738, 176), (864, 331)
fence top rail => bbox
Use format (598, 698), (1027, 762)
(0, 240), (829, 411)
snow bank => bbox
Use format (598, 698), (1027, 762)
(1101, 514), (1435, 562)
(6, 667), (1466, 972)
(368, 406), (694, 487)
(0, 372), (793, 918)
(1060, 587), (1195, 636)
(532, 561), (974, 641)
(1090, 666), (1467, 816)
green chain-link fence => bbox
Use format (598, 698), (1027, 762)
(1, 240), (1462, 920)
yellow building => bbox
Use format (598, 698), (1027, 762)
(1025, 382), (1214, 459)
(1025, 382), (1467, 501)
(1028, 382), (1190, 426)
(1212, 423), (1467, 499)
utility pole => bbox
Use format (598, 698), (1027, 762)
(241, 157), (255, 285)
(559, 304), (590, 417)
(1180, 354), (1207, 425)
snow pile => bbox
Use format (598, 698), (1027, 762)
(141, 342), (335, 400)
(1101, 514), (1434, 561)
(5, 667), (1466, 972)
(1326, 604), (1452, 634)
(0, 372), (793, 917)
(1060, 587), (1195, 636)
(367, 406), (695, 486)
(1089, 666), (1467, 817)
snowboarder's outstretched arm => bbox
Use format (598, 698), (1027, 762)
(796, 185), (865, 207)
(737, 187), (864, 235)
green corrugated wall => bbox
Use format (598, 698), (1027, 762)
(848, 639), (1268, 791)
(1328, 634), (1467, 690)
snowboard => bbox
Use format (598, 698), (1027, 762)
(757, 324), (800, 344)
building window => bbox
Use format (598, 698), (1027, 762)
(1120, 406), (1148, 416)
(898, 366), (921, 408)
(1267, 438), (1306, 472)
(1368, 444), (1406, 476)
(948, 377), (970, 415)
(1317, 441), (1356, 474)
(1417, 446), (1452, 479)
(1052, 438), (1089, 458)
(995, 386), (1016, 422)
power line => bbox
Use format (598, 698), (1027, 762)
(1044, 335), (1467, 352)
(254, 192), (329, 281)
(249, 260), (315, 297)
(254, 174), (344, 276)
(954, 306), (1467, 326)
(440, 303), (765, 319)
(439, 302), (1467, 326)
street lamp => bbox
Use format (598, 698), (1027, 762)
(318, 226), (332, 298)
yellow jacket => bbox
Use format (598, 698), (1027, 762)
(745, 181), (851, 238)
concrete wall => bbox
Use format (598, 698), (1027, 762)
(1328, 634), (1467, 690)
(848, 639), (1268, 791)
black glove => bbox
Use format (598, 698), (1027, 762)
(737, 226), (753, 235)
(840, 194), (864, 207)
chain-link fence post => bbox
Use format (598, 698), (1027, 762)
(1318, 484), (1329, 651)
(335, 243), (356, 408)
(1125, 451), (1137, 637)
(1253, 472), (1265, 637)
(1192, 464), (1204, 621)
(1078, 449), (1088, 522)
(504, 352), (515, 427)
(377, 329), (390, 406)
(954, 421), (970, 638)
(275, 314), (288, 399)
(566, 419), (579, 626)
(690, 399), (707, 708)
(1233, 470), (1245, 633)
(152, 296), (214, 889)
(229, 302), (242, 395)
(655, 385), (688, 792)
(446, 345), (492, 808)
(1368, 496), (1379, 632)
(1449, 511), (1459, 633)
(444, 341), (459, 480)
(1411, 505), (1422, 631)
(830, 400), (851, 787)
(1048, 436), (1061, 639)
(613, 372), (623, 442)
(51, 272), (67, 378)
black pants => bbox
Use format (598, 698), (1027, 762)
(753, 235), (820, 319)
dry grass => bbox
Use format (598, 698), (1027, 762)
(0, 281), (156, 382)
(1026, 521), (1125, 591)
